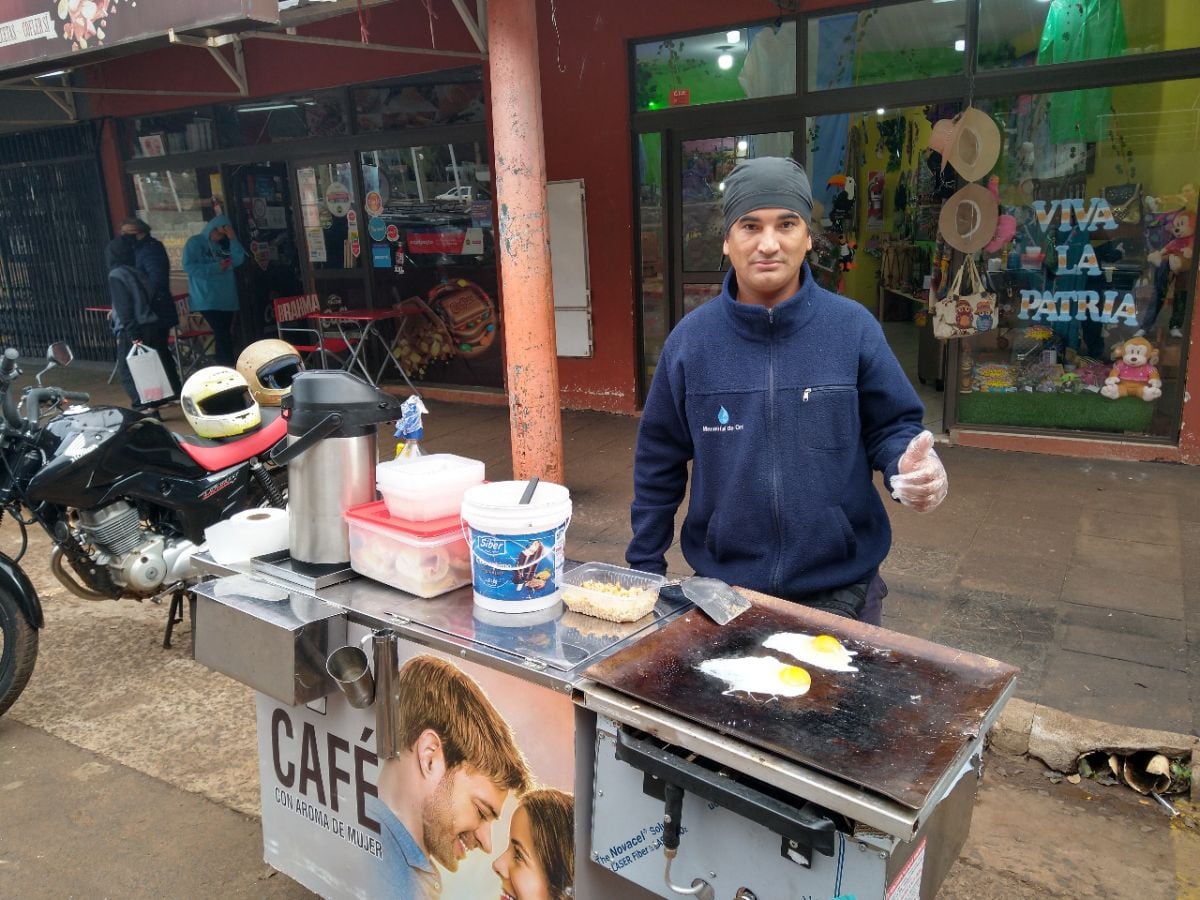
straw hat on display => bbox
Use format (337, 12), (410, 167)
(938, 183), (1000, 254)
(929, 107), (1001, 182)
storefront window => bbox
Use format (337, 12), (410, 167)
(807, 2), (964, 91)
(125, 109), (218, 158)
(978, 0), (1200, 71)
(954, 81), (1199, 438)
(633, 23), (795, 112)
(353, 77), (485, 133)
(637, 133), (666, 383)
(129, 167), (224, 293)
(216, 91), (348, 147)
(358, 144), (501, 388)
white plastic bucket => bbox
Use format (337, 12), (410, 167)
(460, 480), (572, 613)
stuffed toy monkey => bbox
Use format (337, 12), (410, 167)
(1101, 336), (1163, 402)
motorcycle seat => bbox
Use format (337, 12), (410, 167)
(175, 414), (288, 472)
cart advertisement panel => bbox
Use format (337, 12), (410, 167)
(256, 632), (576, 900)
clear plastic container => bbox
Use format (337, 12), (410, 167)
(375, 453), (485, 521)
(560, 562), (665, 620)
(345, 500), (472, 598)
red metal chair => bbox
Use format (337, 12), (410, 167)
(271, 293), (355, 369)
(171, 294), (215, 378)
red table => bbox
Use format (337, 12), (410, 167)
(307, 307), (419, 393)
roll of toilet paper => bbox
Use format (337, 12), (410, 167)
(204, 507), (290, 565)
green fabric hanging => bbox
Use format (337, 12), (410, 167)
(1037, 0), (1128, 143)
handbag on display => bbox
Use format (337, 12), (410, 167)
(126, 343), (175, 406)
(931, 256), (996, 339)
(1103, 183), (1142, 225)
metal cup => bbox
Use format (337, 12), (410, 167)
(326, 645), (375, 709)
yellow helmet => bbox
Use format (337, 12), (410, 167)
(181, 366), (261, 439)
(236, 339), (304, 407)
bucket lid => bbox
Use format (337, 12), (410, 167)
(345, 500), (462, 539)
(462, 480), (570, 511)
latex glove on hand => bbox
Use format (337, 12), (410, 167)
(890, 430), (948, 512)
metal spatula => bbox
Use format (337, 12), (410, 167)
(660, 576), (752, 626)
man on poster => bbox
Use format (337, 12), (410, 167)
(367, 655), (531, 899)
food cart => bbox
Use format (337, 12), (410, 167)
(192, 553), (1015, 900)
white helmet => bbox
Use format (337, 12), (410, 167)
(181, 366), (262, 439)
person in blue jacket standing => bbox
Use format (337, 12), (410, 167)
(182, 214), (246, 366)
(626, 157), (948, 625)
(120, 218), (181, 399)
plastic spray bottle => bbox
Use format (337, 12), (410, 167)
(394, 395), (429, 460)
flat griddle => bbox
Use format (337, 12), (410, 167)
(585, 588), (1017, 810)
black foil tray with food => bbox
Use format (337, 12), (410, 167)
(585, 588), (1018, 810)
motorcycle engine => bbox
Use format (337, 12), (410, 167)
(75, 501), (198, 596)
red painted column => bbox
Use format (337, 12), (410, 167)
(487, 0), (564, 483)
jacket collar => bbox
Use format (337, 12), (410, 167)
(719, 261), (819, 341)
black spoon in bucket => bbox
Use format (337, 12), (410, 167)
(519, 476), (540, 505)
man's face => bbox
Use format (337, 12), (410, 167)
(120, 225), (143, 240)
(210, 224), (232, 242)
(422, 765), (508, 872)
(722, 208), (812, 306)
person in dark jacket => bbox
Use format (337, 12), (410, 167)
(625, 158), (948, 625)
(120, 218), (182, 399)
(107, 237), (169, 415)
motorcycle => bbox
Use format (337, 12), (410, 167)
(0, 342), (288, 716)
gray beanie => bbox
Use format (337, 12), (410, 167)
(722, 157), (813, 235)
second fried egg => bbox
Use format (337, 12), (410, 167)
(764, 632), (859, 673)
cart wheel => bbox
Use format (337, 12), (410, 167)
(918, 376), (927, 385)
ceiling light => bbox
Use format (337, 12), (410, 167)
(717, 53), (734, 70)
(954, 39), (966, 52)
(236, 102), (300, 113)
(726, 30), (741, 43)
(718, 181), (726, 192)
(737, 139), (749, 151)
(37, 69), (67, 79)
(877, 107), (886, 115)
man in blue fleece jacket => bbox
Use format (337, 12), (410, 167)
(626, 157), (948, 624)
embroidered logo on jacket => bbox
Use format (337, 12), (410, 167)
(702, 405), (743, 433)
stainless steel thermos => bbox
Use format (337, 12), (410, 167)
(278, 371), (404, 566)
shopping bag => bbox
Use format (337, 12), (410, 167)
(126, 343), (175, 405)
(931, 256), (995, 339)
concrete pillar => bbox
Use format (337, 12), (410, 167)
(487, 0), (564, 482)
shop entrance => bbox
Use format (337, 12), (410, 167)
(223, 161), (303, 346)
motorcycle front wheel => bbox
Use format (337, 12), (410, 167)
(0, 585), (38, 717)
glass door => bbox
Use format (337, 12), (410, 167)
(638, 129), (795, 392)
(293, 157), (368, 311)
(224, 161), (303, 344)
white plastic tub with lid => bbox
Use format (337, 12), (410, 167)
(375, 453), (485, 521)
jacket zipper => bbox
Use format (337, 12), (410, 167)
(767, 308), (783, 595)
